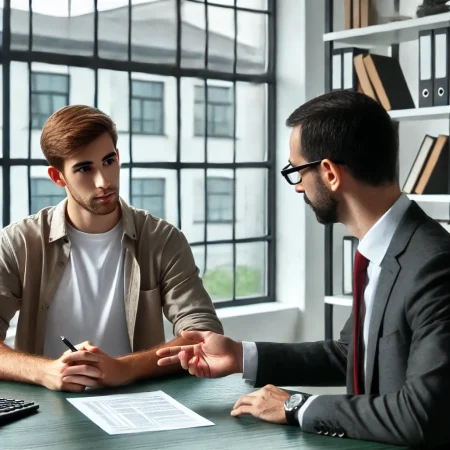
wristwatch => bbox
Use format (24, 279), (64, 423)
(284, 393), (308, 426)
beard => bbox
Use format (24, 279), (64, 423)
(304, 174), (338, 225)
(65, 182), (119, 216)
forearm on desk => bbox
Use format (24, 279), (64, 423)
(119, 336), (196, 382)
(0, 340), (48, 385)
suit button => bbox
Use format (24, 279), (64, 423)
(330, 427), (337, 437)
(323, 427), (330, 436)
(315, 426), (322, 435)
(41, 304), (49, 310)
(335, 426), (345, 438)
(63, 238), (69, 244)
(58, 261), (64, 267)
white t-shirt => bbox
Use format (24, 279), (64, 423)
(43, 221), (131, 359)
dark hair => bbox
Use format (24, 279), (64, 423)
(286, 90), (398, 186)
(41, 105), (118, 171)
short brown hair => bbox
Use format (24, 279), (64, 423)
(40, 105), (118, 170)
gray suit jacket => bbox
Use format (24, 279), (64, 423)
(255, 202), (450, 448)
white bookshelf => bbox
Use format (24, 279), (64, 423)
(324, 12), (450, 47)
(407, 195), (450, 203)
(325, 295), (352, 307)
(389, 105), (450, 121)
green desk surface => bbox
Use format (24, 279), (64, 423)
(0, 374), (406, 450)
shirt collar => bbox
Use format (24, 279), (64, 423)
(358, 194), (411, 266)
(48, 197), (137, 243)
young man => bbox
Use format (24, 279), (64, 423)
(157, 91), (450, 448)
(0, 105), (223, 392)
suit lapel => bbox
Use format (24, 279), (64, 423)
(365, 257), (400, 393)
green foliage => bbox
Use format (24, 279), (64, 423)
(202, 265), (262, 300)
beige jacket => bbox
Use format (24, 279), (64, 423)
(0, 198), (223, 355)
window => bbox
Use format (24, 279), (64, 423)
(30, 179), (66, 214)
(31, 73), (69, 129)
(131, 80), (164, 135)
(131, 178), (165, 219)
(194, 86), (233, 137)
(3, 1), (273, 308)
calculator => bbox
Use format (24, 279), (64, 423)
(0, 398), (39, 425)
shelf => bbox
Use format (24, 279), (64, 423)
(325, 295), (352, 307)
(388, 105), (450, 121)
(324, 12), (450, 48)
(407, 195), (450, 203)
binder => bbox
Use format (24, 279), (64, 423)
(332, 49), (342, 91)
(363, 54), (415, 110)
(402, 134), (436, 194)
(342, 48), (369, 91)
(419, 29), (434, 107)
(415, 135), (449, 195)
(342, 236), (358, 295)
(433, 27), (449, 106)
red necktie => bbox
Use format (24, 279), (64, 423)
(353, 250), (369, 395)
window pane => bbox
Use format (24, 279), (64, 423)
(131, 0), (177, 65)
(98, 70), (130, 163)
(236, 82), (267, 162)
(130, 169), (178, 225)
(237, 0), (268, 9)
(237, 11), (267, 74)
(10, 167), (29, 222)
(203, 244), (234, 302)
(30, 178), (66, 214)
(19, 0), (95, 56)
(236, 168), (267, 239)
(181, 169), (205, 243)
(236, 242), (267, 298)
(98, 0), (128, 60)
(131, 178), (165, 219)
(29, 64), (95, 159)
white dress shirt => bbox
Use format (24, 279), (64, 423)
(242, 194), (412, 427)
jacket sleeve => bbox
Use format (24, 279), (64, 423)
(301, 251), (450, 449)
(159, 229), (223, 336)
(0, 232), (22, 341)
(254, 313), (352, 387)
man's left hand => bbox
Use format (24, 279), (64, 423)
(60, 341), (133, 388)
(230, 384), (290, 424)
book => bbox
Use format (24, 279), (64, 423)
(354, 53), (378, 101)
(402, 135), (436, 194)
(415, 135), (449, 195)
(363, 54), (415, 111)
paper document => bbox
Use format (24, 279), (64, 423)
(67, 390), (214, 435)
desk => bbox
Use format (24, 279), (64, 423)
(1, 375), (405, 450)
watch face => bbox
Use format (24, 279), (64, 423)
(285, 393), (304, 411)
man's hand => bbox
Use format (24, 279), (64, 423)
(230, 384), (290, 424)
(61, 342), (133, 388)
(156, 330), (243, 378)
(41, 350), (102, 392)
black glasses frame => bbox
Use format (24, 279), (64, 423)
(281, 159), (345, 185)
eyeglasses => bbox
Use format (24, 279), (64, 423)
(281, 159), (344, 185)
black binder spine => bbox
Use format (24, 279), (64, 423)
(419, 29), (434, 108)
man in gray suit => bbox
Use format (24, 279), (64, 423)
(157, 91), (450, 448)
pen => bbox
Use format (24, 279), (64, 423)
(60, 335), (78, 352)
